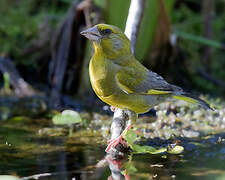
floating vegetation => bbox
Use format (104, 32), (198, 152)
(52, 110), (83, 136)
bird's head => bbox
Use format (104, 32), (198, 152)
(81, 24), (131, 59)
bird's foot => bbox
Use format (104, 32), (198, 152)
(105, 124), (132, 153)
(110, 106), (117, 112)
(105, 135), (126, 153)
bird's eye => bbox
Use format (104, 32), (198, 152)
(101, 29), (112, 35)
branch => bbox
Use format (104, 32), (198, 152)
(202, 0), (215, 71)
(110, 0), (145, 155)
(49, 0), (91, 107)
(21, 170), (93, 180)
(197, 68), (225, 89)
(0, 57), (36, 97)
(110, 108), (127, 142)
(125, 0), (145, 54)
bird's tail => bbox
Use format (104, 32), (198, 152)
(173, 92), (213, 110)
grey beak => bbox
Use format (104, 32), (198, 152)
(80, 26), (101, 41)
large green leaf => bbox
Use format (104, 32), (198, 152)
(175, 31), (224, 49)
(123, 129), (167, 154)
(123, 128), (183, 155)
(105, 0), (130, 31)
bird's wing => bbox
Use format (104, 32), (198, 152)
(115, 60), (213, 110)
(116, 66), (182, 95)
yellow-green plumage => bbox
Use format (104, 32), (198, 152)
(89, 50), (151, 113)
(81, 24), (212, 113)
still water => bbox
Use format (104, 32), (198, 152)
(1, 117), (225, 180)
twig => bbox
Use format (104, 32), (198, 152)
(21, 170), (93, 180)
(197, 69), (225, 90)
(0, 57), (36, 97)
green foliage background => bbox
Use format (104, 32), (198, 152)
(171, 2), (225, 94)
(0, 0), (224, 97)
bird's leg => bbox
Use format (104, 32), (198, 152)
(125, 109), (138, 125)
(106, 123), (132, 153)
(106, 109), (137, 153)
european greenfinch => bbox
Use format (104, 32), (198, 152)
(81, 24), (212, 152)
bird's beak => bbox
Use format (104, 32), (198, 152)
(80, 26), (101, 42)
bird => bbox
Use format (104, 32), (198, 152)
(80, 24), (212, 152)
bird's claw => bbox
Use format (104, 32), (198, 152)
(105, 124), (132, 153)
(106, 135), (127, 153)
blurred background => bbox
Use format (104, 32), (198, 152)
(0, 0), (224, 111)
(1, 0), (225, 179)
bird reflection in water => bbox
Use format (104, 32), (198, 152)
(106, 154), (130, 180)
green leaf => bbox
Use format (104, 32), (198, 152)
(132, 144), (167, 154)
(93, 0), (106, 9)
(52, 110), (82, 125)
(123, 128), (137, 145)
(136, 0), (174, 61)
(59, 0), (74, 3)
(167, 145), (184, 154)
(3, 72), (10, 91)
(189, 142), (206, 148)
(122, 161), (137, 175)
(0, 175), (21, 180)
(123, 128), (184, 155)
(106, 0), (130, 31)
(175, 31), (224, 49)
(123, 129), (167, 154)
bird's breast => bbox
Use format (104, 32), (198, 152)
(89, 56), (116, 98)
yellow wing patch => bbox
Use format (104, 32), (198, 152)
(173, 96), (198, 104)
(145, 89), (172, 95)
